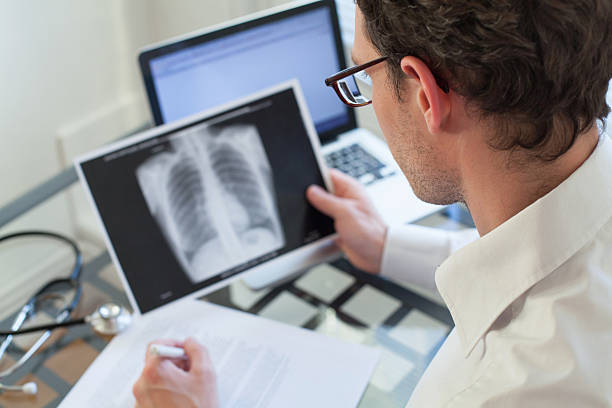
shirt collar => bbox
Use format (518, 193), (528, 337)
(435, 133), (612, 357)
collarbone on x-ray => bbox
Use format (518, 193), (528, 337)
(136, 123), (285, 283)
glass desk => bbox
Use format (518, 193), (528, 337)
(0, 245), (460, 408)
(0, 147), (472, 407)
(202, 257), (454, 408)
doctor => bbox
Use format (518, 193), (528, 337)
(133, 0), (612, 406)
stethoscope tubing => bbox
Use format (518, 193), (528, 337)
(0, 230), (82, 281)
(0, 317), (87, 336)
(0, 230), (83, 380)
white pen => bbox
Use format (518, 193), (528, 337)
(149, 344), (187, 359)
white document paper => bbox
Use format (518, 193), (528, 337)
(60, 299), (379, 408)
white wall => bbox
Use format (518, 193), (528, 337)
(0, 1), (128, 206)
(144, 0), (290, 42)
(0, 0), (289, 319)
(0, 0), (291, 210)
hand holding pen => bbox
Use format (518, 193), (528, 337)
(133, 337), (219, 408)
(149, 344), (188, 360)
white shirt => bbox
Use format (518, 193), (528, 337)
(381, 134), (612, 407)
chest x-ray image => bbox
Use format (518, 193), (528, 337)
(136, 123), (285, 283)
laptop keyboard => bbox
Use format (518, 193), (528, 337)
(324, 144), (396, 185)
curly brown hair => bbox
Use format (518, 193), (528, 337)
(356, 0), (612, 160)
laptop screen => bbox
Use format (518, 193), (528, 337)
(140, 0), (356, 142)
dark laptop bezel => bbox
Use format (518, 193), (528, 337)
(138, 0), (356, 145)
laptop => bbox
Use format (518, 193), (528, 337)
(76, 82), (338, 314)
(138, 0), (441, 228)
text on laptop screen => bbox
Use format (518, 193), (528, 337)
(149, 7), (350, 134)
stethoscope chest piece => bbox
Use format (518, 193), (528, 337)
(85, 303), (132, 336)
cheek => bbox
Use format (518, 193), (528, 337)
(372, 100), (409, 174)
(371, 88), (420, 173)
(371, 89), (398, 143)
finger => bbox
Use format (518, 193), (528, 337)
(142, 355), (187, 389)
(335, 235), (343, 248)
(133, 378), (144, 402)
(133, 371), (165, 407)
(329, 169), (366, 197)
(334, 237), (352, 258)
(306, 184), (348, 218)
(183, 337), (214, 377)
(159, 357), (187, 376)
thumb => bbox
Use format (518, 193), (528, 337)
(306, 184), (347, 218)
(328, 169), (364, 197)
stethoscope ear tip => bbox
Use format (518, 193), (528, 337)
(0, 381), (38, 395)
(22, 382), (37, 395)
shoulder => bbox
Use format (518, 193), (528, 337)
(449, 255), (612, 407)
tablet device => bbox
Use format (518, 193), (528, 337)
(75, 81), (336, 315)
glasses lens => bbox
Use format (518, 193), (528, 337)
(336, 70), (373, 106)
(354, 70), (373, 99)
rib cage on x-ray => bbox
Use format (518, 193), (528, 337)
(136, 123), (285, 283)
(166, 156), (217, 258)
(210, 143), (274, 234)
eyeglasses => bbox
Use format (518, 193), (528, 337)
(325, 56), (450, 107)
(325, 56), (388, 107)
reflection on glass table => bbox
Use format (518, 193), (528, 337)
(0, 247), (452, 408)
(202, 257), (453, 408)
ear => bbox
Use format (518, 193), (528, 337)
(400, 56), (450, 134)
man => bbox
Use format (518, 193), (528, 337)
(133, 0), (612, 406)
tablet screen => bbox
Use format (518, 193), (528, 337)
(77, 83), (334, 314)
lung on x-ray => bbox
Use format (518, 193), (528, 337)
(136, 123), (285, 283)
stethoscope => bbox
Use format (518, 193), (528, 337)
(0, 302), (132, 395)
(0, 231), (133, 395)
